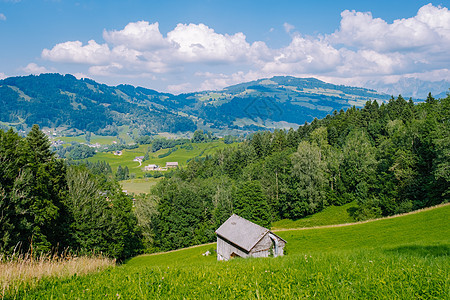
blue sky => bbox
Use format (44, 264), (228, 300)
(0, 0), (449, 93)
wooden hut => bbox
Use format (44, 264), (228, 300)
(215, 214), (286, 261)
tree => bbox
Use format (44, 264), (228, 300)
(65, 165), (141, 259)
(291, 141), (328, 218)
(191, 130), (206, 143)
(233, 181), (271, 228)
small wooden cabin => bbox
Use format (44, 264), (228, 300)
(215, 214), (286, 261)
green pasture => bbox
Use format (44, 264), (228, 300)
(87, 140), (232, 178)
(58, 133), (118, 145)
(276, 204), (449, 252)
(272, 201), (358, 229)
(11, 204), (449, 299)
(120, 178), (161, 195)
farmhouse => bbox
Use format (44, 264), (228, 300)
(166, 161), (179, 168)
(144, 164), (159, 171)
(215, 214), (286, 261)
(133, 156), (144, 162)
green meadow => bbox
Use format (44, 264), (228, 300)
(272, 201), (358, 229)
(9, 204), (449, 299)
(120, 178), (161, 195)
(87, 140), (233, 179)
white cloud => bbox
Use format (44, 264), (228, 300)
(73, 72), (90, 80)
(196, 70), (265, 91)
(40, 4), (450, 91)
(262, 35), (341, 74)
(0, 13), (6, 21)
(283, 22), (295, 33)
(0, 72), (6, 79)
(329, 4), (450, 53)
(167, 23), (256, 63)
(22, 63), (52, 74)
(167, 82), (192, 94)
(103, 21), (169, 50)
(42, 40), (111, 64)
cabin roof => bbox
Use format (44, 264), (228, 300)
(215, 214), (270, 252)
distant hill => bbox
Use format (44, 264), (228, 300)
(366, 77), (449, 99)
(0, 74), (394, 136)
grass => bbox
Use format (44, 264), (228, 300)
(6, 204), (449, 299)
(120, 178), (161, 195)
(277, 203), (450, 253)
(87, 140), (233, 178)
(0, 253), (115, 299)
(272, 201), (358, 230)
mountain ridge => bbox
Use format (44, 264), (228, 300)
(0, 73), (431, 136)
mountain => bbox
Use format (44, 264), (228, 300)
(366, 78), (449, 99)
(0, 74), (392, 136)
(186, 76), (391, 131)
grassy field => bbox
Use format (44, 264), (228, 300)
(120, 178), (161, 195)
(272, 201), (358, 229)
(87, 140), (234, 178)
(7, 204), (449, 299)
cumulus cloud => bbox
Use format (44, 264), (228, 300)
(103, 21), (169, 50)
(0, 72), (6, 79)
(22, 63), (52, 74)
(42, 40), (111, 64)
(40, 4), (450, 91)
(167, 23), (257, 63)
(262, 35), (341, 74)
(0, 13), (6, 21)
(329, 4), (450, 53)
(262, 4), (450, 79)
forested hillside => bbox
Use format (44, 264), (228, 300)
(0, 74), (196, 135)
(148, 94), (449, 251)
(0, 74), (393, 135)
(1, 93), (448, 258)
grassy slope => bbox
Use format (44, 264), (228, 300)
(277, 204), (450, 253)
(272, 201), (358, 229)
(13, 204), (449, 299)
(120, 178), (161, 195)
(87, 140), (232, 178)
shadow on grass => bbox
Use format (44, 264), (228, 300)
(386, 245), (450, 257)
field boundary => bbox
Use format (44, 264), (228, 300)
(272, 202), (450, 232)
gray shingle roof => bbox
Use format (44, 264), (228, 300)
(215, 214), (269, 252)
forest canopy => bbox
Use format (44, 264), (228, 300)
(0, 93), (448, 256)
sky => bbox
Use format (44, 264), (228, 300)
(0, 0), (449, 94)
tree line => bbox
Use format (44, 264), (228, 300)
(1, 93), (448, 257)
(0, 125), (140, 259)
(147, 94), (449, 251)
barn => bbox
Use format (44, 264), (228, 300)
(215, 214), (286, 261)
